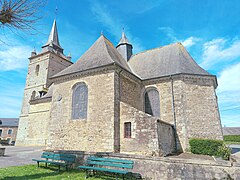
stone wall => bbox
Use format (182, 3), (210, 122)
(50, 150), (240, 180)
(16, 101), (51, 146)
(17, 51), (72, 146)
(144, 75), (223, 152)
(120, 102), (175, 156)
(119, 74), (142, 110)
(48, 71), (116, 152)
(27, 101), (51, 145)
(173, 76), (223, 151)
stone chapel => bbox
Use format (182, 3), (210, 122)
(16, 20), (223, 156)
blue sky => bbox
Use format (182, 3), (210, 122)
(0, 0), (239, 127)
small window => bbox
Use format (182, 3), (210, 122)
(35, 64), (40, 76)
(8, 129), (12, 135)
(124, 122), (131, 138)
(0, 120), (2, 125)
(0, 129), (2, 136)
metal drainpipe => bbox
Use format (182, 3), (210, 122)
(115, 69), (123, 153)
(170, 75), (178, 152)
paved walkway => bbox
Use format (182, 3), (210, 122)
(0, 146), (44, 168)
(0, 145), (240, 169)
(229, 144), (240, 161)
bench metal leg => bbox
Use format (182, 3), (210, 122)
(85, 170), (89, 179)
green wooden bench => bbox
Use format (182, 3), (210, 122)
(32, 152), (76, 171)
(78, 156), (134, 179)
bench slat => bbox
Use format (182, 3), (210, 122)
(41, 152), (54, 159)
(88, 157), (133, 164)
(78, 166), (129, 174)
(87, 160), (133, 169)
(53, 154), (75, 162)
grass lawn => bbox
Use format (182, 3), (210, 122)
(224, 141), (240, 145)
(0, 164), (120, 180)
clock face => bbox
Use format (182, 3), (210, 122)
(57, 95), (62, 101)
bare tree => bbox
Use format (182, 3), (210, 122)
(0, 0), (46, 31)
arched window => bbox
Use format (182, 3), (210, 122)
(31, 91), (36, 100)
(72, 83), (88, 119)
(144, 88), (160, 117)
(35, 64), (40, 76)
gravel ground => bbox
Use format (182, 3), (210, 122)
(0, 146), (44, 168)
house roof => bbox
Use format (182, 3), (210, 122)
(128, 42), (210, 80)
(53, 35), (132, 78)
(222, 127), (240, 135)
(0, 118), (19, 127)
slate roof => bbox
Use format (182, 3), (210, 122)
(128, 43), (210, 80)
(53, 35), (131, 78)
(43, 19), (62, 49)
(222, 127), (240, 135)
(0, 118), (19, 127)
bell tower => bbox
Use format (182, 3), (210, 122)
(16, 19), (73, 145)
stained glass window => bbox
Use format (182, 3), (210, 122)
(144, 89), (160, 117)
(72, 83), (88, 119)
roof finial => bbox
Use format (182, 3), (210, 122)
(101, 30), (104, 36)
(31, 47), (37, 57)
(67, 51), (72, 61)
(55, 6), (58, 19)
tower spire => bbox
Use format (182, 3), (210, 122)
(42, 19), (63, 53)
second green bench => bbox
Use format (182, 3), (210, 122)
(78, 156), (134, 179)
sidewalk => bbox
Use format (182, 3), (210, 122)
(0, 146), (44, 168)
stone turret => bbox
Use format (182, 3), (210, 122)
(116, 31), (132, 61)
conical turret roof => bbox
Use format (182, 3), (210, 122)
(118, 31), (129, 45)
(53, 35), (131, 78)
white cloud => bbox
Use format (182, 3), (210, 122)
(0, 46), (31, 71)
(158, 26), (177, 42)
(200, 38), (240, 69)
(218, 62), (240, 93)
(216, 62), (240, 127)
(181, 37), (201, 48)
(158, 27), (200, 48)
(91, 2), (144, 53)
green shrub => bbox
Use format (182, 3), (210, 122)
(224, 135), (240, 142)
(189, 138), (223, 156)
